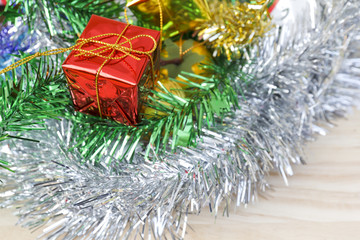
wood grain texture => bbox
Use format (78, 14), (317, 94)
(186, 110), (360, 240)
(0, 110), (360, 239)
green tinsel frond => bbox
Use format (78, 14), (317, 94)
(1, 53), (249, 165)
(0, 0), (253, 165)
(0, 54), (70, 143)
(0, 159), (14, 172)
(63, 59), (247, 164)
(1, 0), (125, 39)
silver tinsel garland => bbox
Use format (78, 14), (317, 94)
(1, 0), (360, 239)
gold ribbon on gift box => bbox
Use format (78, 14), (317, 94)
(0, 0), (164, 119)
(0, 27), (158, 118)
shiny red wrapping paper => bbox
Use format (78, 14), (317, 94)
(62, 15), (160, 125)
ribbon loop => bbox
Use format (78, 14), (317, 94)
(74, 32), (157, 62)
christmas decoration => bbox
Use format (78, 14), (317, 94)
(197, 0), (272, 60)
(0, 6), (237, 161)
(268, 0), (279, 13)
(0, 0), (360, 240)
(141, 70), (186, 118)
(0, 24), (32, 77)
(161, 39), (212, 88)
(63, 15), (161, 125)
(127, 0), (209, 38)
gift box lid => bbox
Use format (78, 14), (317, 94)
(62, 15), (160, 86)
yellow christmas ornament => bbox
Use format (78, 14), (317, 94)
(127, 0), (210, 38)
(161, 39), (212, 89)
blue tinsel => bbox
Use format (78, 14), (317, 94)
(0, 24), (32, 76)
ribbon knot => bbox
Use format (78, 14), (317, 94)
(73, 25), (157, 63)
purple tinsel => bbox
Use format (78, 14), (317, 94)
(0, 24), (33, 75)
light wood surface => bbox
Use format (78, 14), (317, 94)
(1, 110), (360, 239)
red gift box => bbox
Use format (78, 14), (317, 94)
(62, 15), (160, 125)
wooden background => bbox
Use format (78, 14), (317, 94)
(1, 110), (360, 239)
